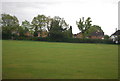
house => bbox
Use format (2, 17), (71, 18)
(37, 31), (48, 37)
(12, 31), (20, 36)
(88, 31), (104, 39)
(73, 33), (83, 38)
(110, 30), (120, 43)
(12, 30), (33, 37)
(73, 30), (104, 39)
(24, 31), (33, 37)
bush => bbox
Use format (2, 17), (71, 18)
(2, 32), (12, 39)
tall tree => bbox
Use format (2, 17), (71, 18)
(18, 26), (25, 37)
(104, 35), (109, 39)
(63, 26), (73, 38)
(1, 14), (19, 39)
(49, 16), (69, 39)
(76, 17), (92, 38)
(45, 16), (52, 37)
(21, 20), (29, 32)
(46, 16), (52, 32)
(21, 20), (33, 34)
(31, 15), (46, 37)
(85, 25), (104, 37)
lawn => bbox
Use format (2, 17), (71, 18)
(2, 40), (118, 79)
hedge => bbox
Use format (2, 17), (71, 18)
(4, 36), (115, 44)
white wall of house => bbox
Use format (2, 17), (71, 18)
(110, 35), (119, 43)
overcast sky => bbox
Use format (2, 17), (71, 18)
(1, 0), (119, 35)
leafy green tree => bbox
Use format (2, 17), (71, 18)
(31, 17), (38, 37)
(1, 14), (19, 39)
(22, 20), (34, 35)
(76, 17), (92, 38)
(104, 35), (109, 39)
(63, 26), (72, 38)
(49, 18), (63, 39)
(46, 16), (52, 32)
(18, 26), (25, 37)
(45, 16), (52, 37)
(49, 16), (69, 39)
(53, 16), (68, 30)
(21, 20), (29, 32)
(31, 15), (46, 37)
(85, 25), (104, 37)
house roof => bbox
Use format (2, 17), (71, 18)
(90, 31), (104, 36)
(73, 32), (82, 36)
(73, 31), (104, 37)
(112, 30), (120, 35)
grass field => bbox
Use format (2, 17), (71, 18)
(2, 40), (118, 79)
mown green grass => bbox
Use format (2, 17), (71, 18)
(2, 40), (118, 79)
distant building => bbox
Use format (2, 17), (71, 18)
(110, 30), (120, 43)
(37, 31), (48, 37)
(73, 30), (104, 39)
(73, 33), (83, 38)
(24, 31), (33, 37)
(12, 31), (20, 36)
(88, 31), (104, 39)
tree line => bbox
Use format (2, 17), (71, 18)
(1, 14), (72, 40)
(1, 13), (110, 41)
